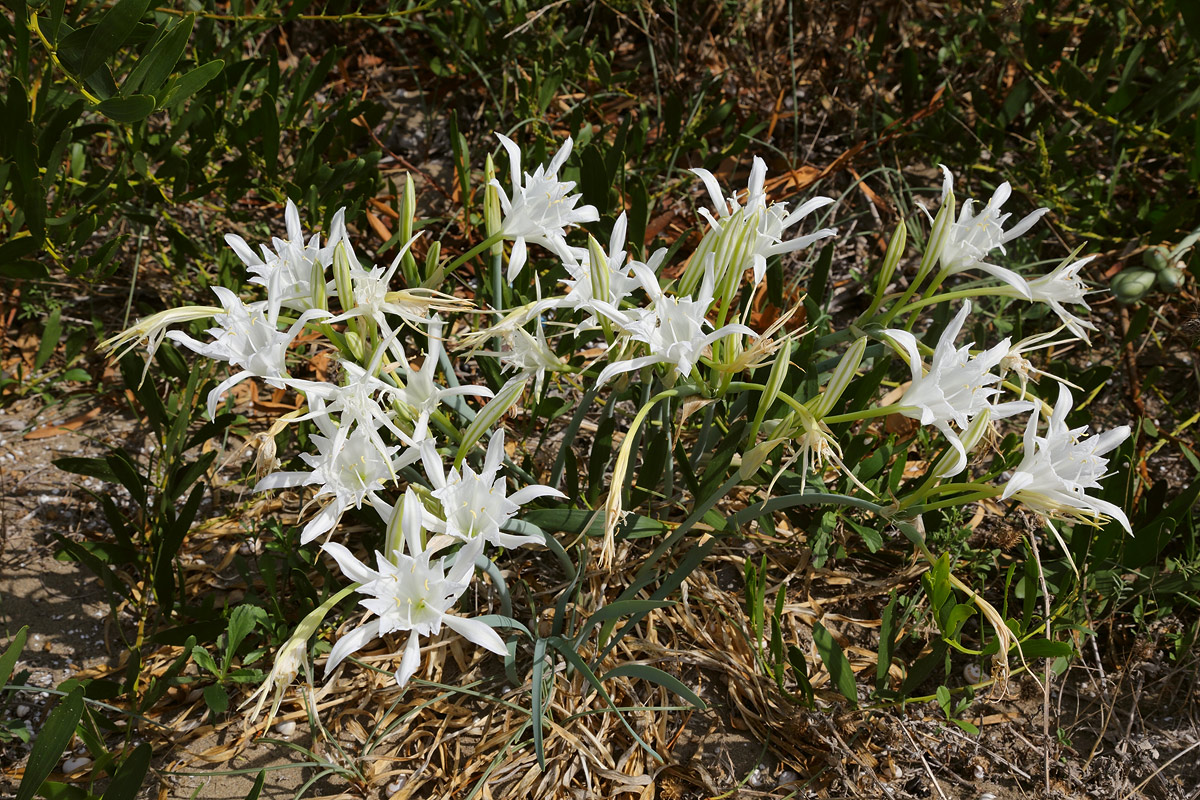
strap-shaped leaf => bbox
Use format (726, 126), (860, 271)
(157, 59), (223, 108)
(0, 626), (28, 688)
(16, 687), (84, 800)
(601, 663), (705, 709)
(812, 621), (858, 708)
(100, 742), (151, 800)
(96, 94), (155, 123)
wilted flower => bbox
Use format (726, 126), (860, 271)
(936, 166), (1048, 299)
(321, 490), (506, 687)
(492, 134), (599, 281)
(1025, 255), (1100, 342)
(1002, 385), (1131, 532)
(884, 302), (1032, 476)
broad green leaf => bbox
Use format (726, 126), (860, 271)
(96, 95), (156, 123)
(125, 14), (194, 94)
(1014, 638), (1074, 659)
(77, 0), (153, 79)
(34, 307), (61, 371)
(54, 456), (118, 483)
(812, 621), (857, 707)
(224, 605), (265, 662)
(16, 687), (84, 800)
(203, 683), (229, 716)
(157, 59), (223, 108)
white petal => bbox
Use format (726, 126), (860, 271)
(321, 541), (378, 584)
(395, 633), (422, 687)
(444, 614), (509, 656)
(507, 237), (527, 282)
(324, 619), (381, 675)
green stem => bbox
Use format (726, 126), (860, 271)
(422, 232), (505, 288)
(822, 404), (904, 425)
(897, 285), (1021, 316)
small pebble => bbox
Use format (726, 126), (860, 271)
(62, 756), (91, 773)
(275, 720), (296, 737)
(963, 663), (983, 683)
(777, 769), (798, 786)
(15, 705), (30, 718)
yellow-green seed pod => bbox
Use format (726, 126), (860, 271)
(1111, 267), (1157, 303)
(918, 188), (955, 282)
(455, 376), (527, 469)
(425, 240), (441, 282)
(309, 256), (327, 312)
(344, 329), (365, 361)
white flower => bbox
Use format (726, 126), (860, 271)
(1002, 385), (1131, 532)
(690, 156), (836, 288)
(321, 490), (506, 687)
(1025, 255), (1100, 342)
(884, 302), (1032, 476)
(595, 261), (755, 386)
(225, 200), (335, 313)
(391, 316), (494, 440)
(936, 166), (1048, 299)
(165, 287), (326, 418)
(254, 410), (416, 544)
(421, 429), (565, 549)
(557, 212), (641, 326)
(492, 134), (599, 281)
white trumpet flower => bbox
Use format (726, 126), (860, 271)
(321, 490), (505, 687)
(936, 166), (1048, 299)
(421, 429), (565, 549)
(884, 302), (1032, 476)
(1002, 385), (1131, 533)
(492, 134), (599, 281)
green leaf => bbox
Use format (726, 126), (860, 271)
(202, 683), (229, 716)
(548, 637), (661, 761)
(124, 14), (194, 95)
(530, 638), (549, 769)
(224, 605), (265, 663)
(157, 59), (223, 108)
(191, 646), (219, 676)
(34, 307), (61, 371)
(100, 743), (151, 800)
(77, 0), (153, 79)
(16, 688), (84, 800)
(243, 770), (266, 800)
(96, 95), (156, 123)
(601, 664), (705, 709)
(812, 621), (857, 707)
(583, 600), (672, 631)
(0, 626), (28, 687)
(54, 456), (118, 483)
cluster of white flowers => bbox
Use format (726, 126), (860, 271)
(103, 134), (1133, 718)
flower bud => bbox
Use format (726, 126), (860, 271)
(332, 241), (356, 315)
